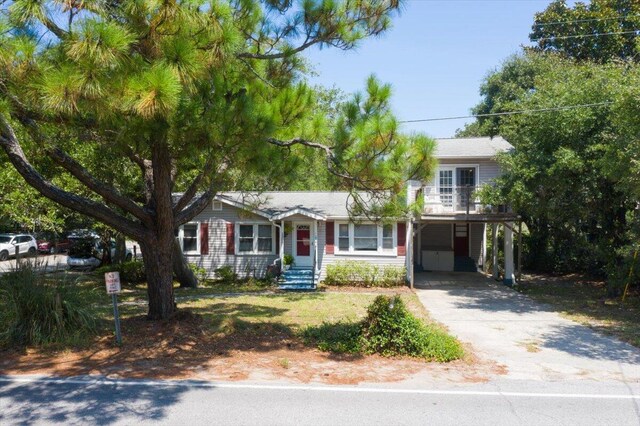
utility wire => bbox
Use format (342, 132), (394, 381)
(399, 102), (613, 123)
(531, 30), (639, 42)
(533, 14), (640, 27)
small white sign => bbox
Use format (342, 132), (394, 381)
(105, 271), (121, 294)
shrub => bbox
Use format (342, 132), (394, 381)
(97, 260), (146, 284)
(189, 263), (208, 282)
(214, 265), (237, 282)
(303, 295), (464, 362)
(324, 261), (406, 287)
(283, 254), (295, 266)
(0, 263), (98, 347)
(361, 295), (464, 361)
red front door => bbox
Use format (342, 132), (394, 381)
(453, 223), (469, 257)
(296, 226), (311, 256)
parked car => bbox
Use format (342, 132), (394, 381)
(67, 237), (132, 270)
(36, 232), (72, 254)
(0, 234), (38, 261)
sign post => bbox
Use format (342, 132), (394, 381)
(105, 271), (122, 345)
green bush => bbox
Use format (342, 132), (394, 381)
(189, 263), (208, 282)
(283, 254), (295, 266)
(0, 263), (98, 347)
(303, 295), (464, 362)
(324, 261), (406, 287)
(361, 295), (464, 361)
(214, 265), (237, 282)
(97, 260), (146, 284)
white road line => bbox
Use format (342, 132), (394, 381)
(0, 375), (638, 400)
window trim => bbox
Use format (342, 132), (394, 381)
(235, 222), (276, 255)
(333, 222), (397, 256)
(212, 200), (223, 211)
(177, 222), (200, 255)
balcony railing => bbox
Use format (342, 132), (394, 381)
(422, 186), (481, 214)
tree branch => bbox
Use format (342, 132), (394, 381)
(0, 115), (146, 241)
(173, 155), (216, 214)
(174, 162), (229, 226)
(4, 100), (154, 227)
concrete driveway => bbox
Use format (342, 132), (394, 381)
(415, 272), (640, 382)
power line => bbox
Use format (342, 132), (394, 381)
(533, 14), (640, 27)
(399, 102), (613, 123)
(531, 29), (639, 42)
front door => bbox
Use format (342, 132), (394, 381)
(453, 223), (469, 257)
(294, 223), (312, 267)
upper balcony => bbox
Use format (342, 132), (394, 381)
(421, 185), (482, 214)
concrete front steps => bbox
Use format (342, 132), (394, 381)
(277, 266), (318, 291)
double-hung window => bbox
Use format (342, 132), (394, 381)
(236, 223), (274, 254)
(176, 222), (199, 254)
(335, 223), (396, 254)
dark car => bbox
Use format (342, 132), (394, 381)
(36, 232), (72, 254)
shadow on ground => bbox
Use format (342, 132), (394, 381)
(0, 377), (188, 424)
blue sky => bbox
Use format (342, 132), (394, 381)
(302, 0), (565, 138)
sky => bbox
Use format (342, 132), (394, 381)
(302, 0), (569, 139)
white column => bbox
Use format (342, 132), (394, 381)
(482, 223), (487, 273)
(279, 220), (285, 266)
(503, 222), (515, 286)
(492, 223), (499, 280)
(406, 220), (413, 288)
(313, 220), (318, 272)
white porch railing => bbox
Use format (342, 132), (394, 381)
(422, 186), (481, 214)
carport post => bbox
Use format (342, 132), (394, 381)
(503, 222), (516, 286)
(492, 223), (499, 280)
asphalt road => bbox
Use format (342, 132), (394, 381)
(1, 375), (639, 426)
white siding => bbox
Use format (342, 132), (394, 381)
(187, 202), (277, 278)
(186, 205), (406, 281)
(438, 158), (502, 186)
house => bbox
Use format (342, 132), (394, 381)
(176, 136), (518, 288)
(407, 136), (519, 285)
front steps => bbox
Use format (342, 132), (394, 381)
(277, 266), (318, 290)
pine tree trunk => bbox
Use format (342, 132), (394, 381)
(140, 238), (176, 320)
(173, 239), (198, 288)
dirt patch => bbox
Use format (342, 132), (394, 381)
(0, 310), (504, 385)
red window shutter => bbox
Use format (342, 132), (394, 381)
(226, 222), (235, 255)
(326, 221), (335, 254)
(397, 222), (406, 256)
(200, 223), (209, 255)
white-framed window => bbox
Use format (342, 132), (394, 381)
(176, 222), (200, 255)
(334, 222), (397, 255)
(212, 200), (223, 211)
(235, 223), (275, 255)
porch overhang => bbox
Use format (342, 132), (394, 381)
(271, 207), (326, 221)
(420, 213), (520, 223)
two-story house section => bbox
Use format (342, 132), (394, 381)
(407, 136), (520, 285)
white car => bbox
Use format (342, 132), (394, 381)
(67, 239), (132, 270)
(0, 234), (37, 261)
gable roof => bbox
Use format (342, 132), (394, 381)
(216, 191), (355, 219)
(434, 136), (513, 159)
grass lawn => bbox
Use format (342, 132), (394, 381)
(1, 270), (464, 384)
(517, 273), (640, 348)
